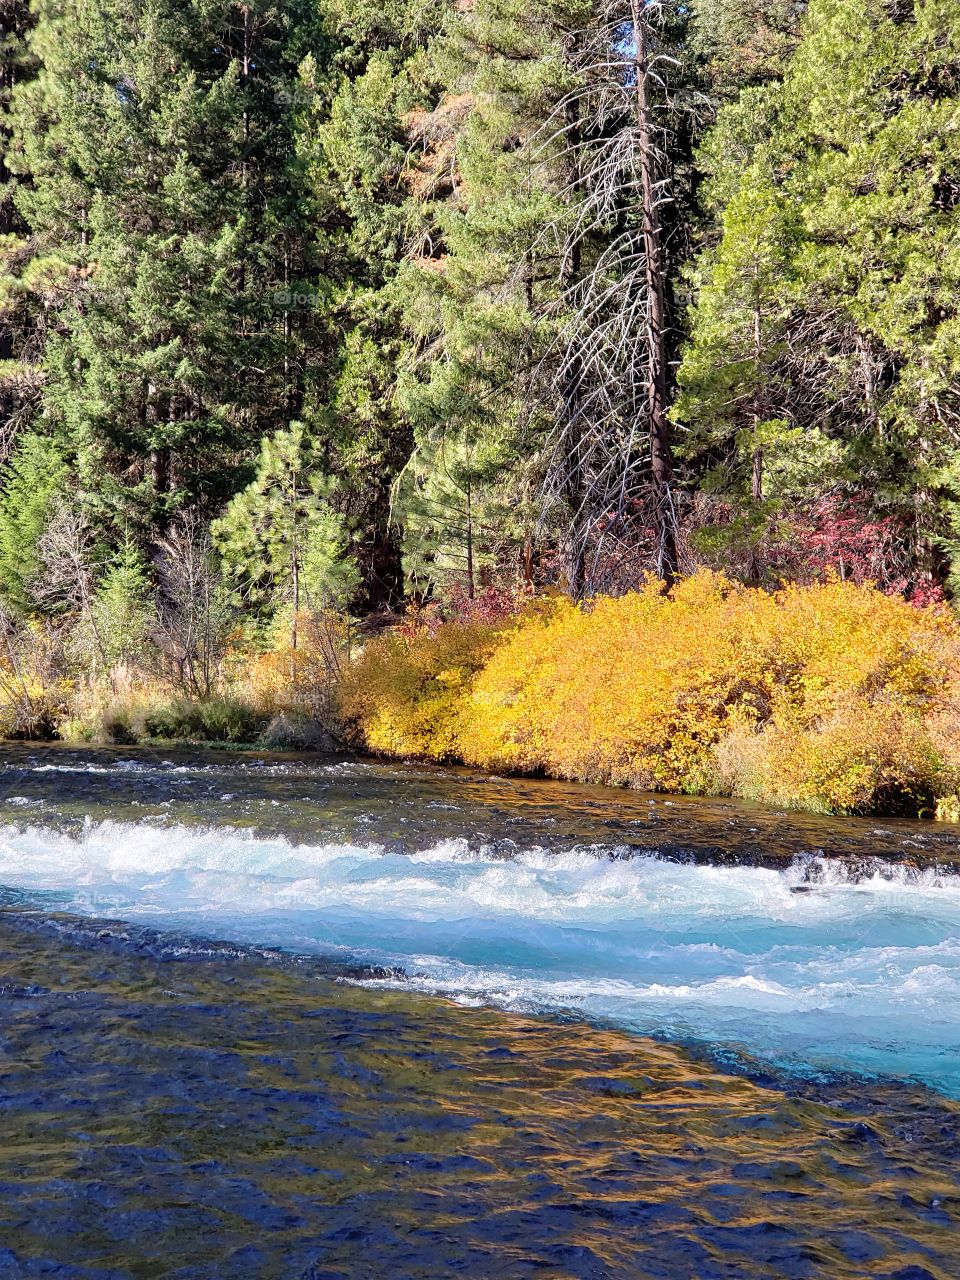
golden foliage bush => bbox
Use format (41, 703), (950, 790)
(56, 611), (350, 746)
(339, 571), (960, 816)
(0, 621), (72, 739)
(61, 666), (172, 744)
(338, 619), (502, 761)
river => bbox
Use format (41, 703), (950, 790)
(0, 744), (958, 1277)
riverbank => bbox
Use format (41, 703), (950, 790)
(340, 572), (960, 820)
(1, 905), (958, 1279)
(11, 571), (960, 820)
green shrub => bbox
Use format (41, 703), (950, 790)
(144, 697), (266, 744)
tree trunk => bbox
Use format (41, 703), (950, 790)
(632, 3), (678, 587)
(465, 478), (475, 599)
(560, 52), (587, 599)
(747, 288), (764, 583)
(0, 1), (23, 242)
(237, 4), (251, 297)
(291, 542), (299, 650)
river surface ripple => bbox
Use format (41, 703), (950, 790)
(0, 745), (958, 1277)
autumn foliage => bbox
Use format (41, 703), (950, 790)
(339, 572), (960, 817)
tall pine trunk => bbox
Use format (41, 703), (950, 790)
(561, 41), (587, 599)
(632, 2), (677, 587)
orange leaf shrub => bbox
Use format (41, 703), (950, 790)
(338, 571), (960, 816)
(337, 619), (502, 761)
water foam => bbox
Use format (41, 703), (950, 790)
(2, 820), (960, 1093)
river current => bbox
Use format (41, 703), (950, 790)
(0, 745), (959, 1277)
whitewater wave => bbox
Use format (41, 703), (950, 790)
(1, 819), (959, 1093)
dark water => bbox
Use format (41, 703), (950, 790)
(0, 911), (958, 1280)
(1, 742), (957, 870)
(0, 745), (958, 1277)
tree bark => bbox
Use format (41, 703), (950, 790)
(465, 477), (475, 599)
(747, 289), (764, 583)
(632, 2), (678, 587)
(560, 50), (587, 599)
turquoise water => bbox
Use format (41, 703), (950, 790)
(2, 747), (959, 1096)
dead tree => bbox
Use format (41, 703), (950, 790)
(153, 511), (231, 699)
(527, 0), (691, 594)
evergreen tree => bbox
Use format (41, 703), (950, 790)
(0, 0), (43, 453)
(74, 539), (156, 673)
(399, 428), (529, 599)
(299, 0), (442, 612)
(8, 0), (330, 543)
(689, 0), (803, 100)
(0, 0), (955, 630)
(212, 422), (357, 650)
(0, 0), (31, 239)
(676, 0), (960, 589)
(0, 431), (67, 615)
(400, 0), (701, 596)
(395, 0), (585, 594)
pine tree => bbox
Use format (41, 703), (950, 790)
(0, 431), (67, 615)
(398, 428), (528, 599)
(676, 0), (960, 590)
(8, 0), (329, 544)
(399, 0), (701, 597)
(75, 539), (156, 674)
(0, 0), (31, 239)
(212, 422), (357, 651)
(673, 160), (809, 575)
(0, 0), (42, 452)
(300, 0), (444, 613)
(395, 0), (585, 595)
(689, 0), (803, 100)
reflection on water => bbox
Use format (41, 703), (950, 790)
(0, 910), (958, 1280)
(1, 746), (960, 1093)
(0, 744), (959, 1276)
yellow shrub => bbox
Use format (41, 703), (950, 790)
(0, 621), (73, 738)
(719, 706), (944, 815)
(340, 571), (960, 816)
(463, 573), (786, 791)
(338, 620), (502, 761)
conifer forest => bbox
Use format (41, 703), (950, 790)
(0, 0), (959, 807)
